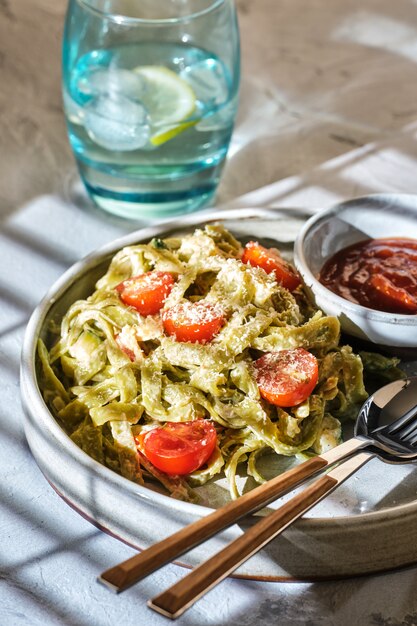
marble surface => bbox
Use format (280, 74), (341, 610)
(3, 0), (417, 624)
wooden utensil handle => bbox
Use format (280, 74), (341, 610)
(149, 452), (372, 619)
(99, 437), (365, 592)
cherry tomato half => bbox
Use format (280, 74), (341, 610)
(162, 301), (225, 344)
(242, 242), (301, 291)
(116, 271), (174, 316)
(253, 347), (319, 407)
(136, 419), (217, 475)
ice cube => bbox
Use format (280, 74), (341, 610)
(79, 68), (147, 102)
(180, 59), (229, 110)
(196, 95), (238, 132)
(84, 93), (150, 151)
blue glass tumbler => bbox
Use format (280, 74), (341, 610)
(62, 0), (240, 219)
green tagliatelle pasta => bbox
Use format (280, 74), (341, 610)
(37, 224), (401, 501)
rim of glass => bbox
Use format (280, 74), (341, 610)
(76, 0), (226, 24)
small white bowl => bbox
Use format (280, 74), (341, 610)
(293, 194), (417, 348)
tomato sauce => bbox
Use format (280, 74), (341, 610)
(319, 238), (417, 315)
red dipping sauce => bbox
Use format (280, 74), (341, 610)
(319, 237), (417, 315)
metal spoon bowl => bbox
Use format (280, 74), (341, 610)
(355, 376), (417, 461)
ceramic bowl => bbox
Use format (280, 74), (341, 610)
(293, 194), (417, 348)
(20, 204), (417, 581)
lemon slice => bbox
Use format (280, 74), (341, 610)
(133, 66), (197, 146)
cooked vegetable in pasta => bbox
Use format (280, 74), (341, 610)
(37, 224), (401, 501)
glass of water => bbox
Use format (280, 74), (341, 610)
(62, 0), (240, 219)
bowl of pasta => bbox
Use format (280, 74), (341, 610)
(294, 194), (417, 348)
(21, 203), (417, 581)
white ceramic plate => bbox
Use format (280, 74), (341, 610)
(20, 199), (417, 581)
